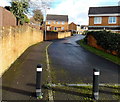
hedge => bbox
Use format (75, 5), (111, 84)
(85, 31), (120, 56)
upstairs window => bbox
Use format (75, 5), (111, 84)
(62, 21), (65, 24)
(47, 21), (51, 24)
(94, 17), (102, 24)
(109, 17), (116, 24)
(57, 21), (60, 24)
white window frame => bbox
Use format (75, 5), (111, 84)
(47, 21), (51, 24)
(62, 21), (65, 25)
(108, 17), (117, 24)
(47, 26), (50, 30)
(61, 27), (64, 30)
(94, 17), (102, 24)
(57, 21), (60, 24)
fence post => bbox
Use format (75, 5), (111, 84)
(36, 64), (43, 99)
(93, 68), (100, 100)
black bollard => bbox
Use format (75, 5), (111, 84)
(36, 64), (43, 98)
(93, 69), (100, 100)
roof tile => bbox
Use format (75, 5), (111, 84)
(46, 14), (68, 22)
(89, 6), (120, 14)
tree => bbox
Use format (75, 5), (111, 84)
(29, 0), (52, 10)
(10, 0), (29, 25)
(23, 14), (30, 23)
(20, 14), (30, 25)
(4, 6), (11, 11)
(33, 9), (43, 25)
(29, 0), (54, 19)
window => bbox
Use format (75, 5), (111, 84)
(54, 21), (56, 24)
(94, 17), (102, 24)
(47, 26), (51, 30)
(47, 21), (51, 24)
(109, 17), (116, 24)
(62, 21), (65, 24)
(61, 27), (64, 30)
(57, 21), (60, 24)
(54, 27), (57, 30)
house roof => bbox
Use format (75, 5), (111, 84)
(89, 6), (120, 15)
(46, 14), (68, 22)
(69, 22), (76, 25)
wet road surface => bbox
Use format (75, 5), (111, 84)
(48, 35), (120, 84)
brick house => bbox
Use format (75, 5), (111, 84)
(77, 25), (88, 34)
(69, 22), (77, 32)
(0, 7), (16, 27)
(88, 6), (120, 33)
(46, 14), (69, 31)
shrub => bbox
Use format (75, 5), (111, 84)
(85, 31), (120, 56)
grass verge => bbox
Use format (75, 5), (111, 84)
(43, 84), (120, 100)
(76, 39), (120, 65)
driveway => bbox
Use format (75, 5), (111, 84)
(48, 34), (120, 84)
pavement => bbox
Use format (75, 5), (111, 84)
(2, 41), (52, 101)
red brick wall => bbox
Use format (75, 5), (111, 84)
(69, 23), (77, 31)
(0, 7), (16, 27)
(87, 35), (118, 55)
(89, 16), (120, 26)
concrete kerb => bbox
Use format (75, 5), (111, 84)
(45, 42), (54, 101)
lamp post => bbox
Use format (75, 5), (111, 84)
(44, 7), (50, 41)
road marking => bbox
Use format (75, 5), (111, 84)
(46, 42), (54, 101)
(46, 83), (120, 87)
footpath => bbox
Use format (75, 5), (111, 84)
(2, 41), (52, 101)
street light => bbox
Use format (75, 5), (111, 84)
(44, 7), (50, 41)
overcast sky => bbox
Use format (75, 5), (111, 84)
(0, 0), (119, 25)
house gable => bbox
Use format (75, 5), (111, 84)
(46, 14), (69, 31)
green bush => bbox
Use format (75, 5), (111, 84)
(85, 31), (120, 56)
(20, 14), (30, 25)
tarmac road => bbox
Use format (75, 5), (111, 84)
(48, 34), (120, 84)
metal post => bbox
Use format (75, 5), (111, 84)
(44, 9), (46, 41)
(44, 7), (50, 41)
(36, 64), (43, 98)
(93, 69), (100, 100)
